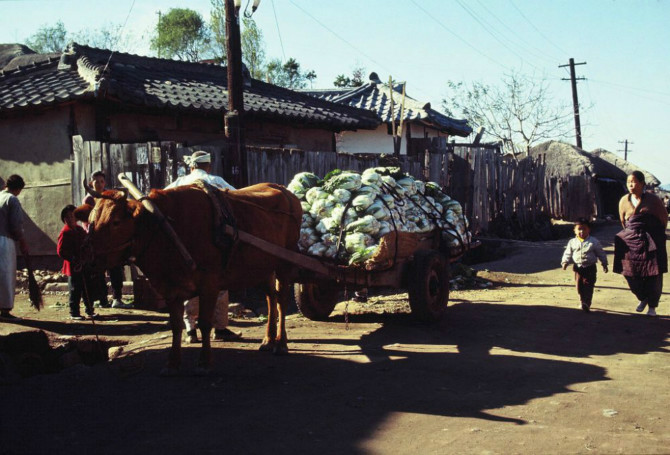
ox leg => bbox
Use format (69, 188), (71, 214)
(274, 277), (290, 355)
(162, 299), (184, 376)
(259, 274), (278, 352)
(195, 284), (218, 374)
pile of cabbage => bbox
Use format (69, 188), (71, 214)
(287, 167), (471, 265)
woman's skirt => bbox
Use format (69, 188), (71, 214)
(0, 236), (17, 310)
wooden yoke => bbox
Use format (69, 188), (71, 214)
(117, 173), (196, 272)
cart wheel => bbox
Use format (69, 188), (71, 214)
(294, 283), (340, 321)
(407, 250), (450, 322)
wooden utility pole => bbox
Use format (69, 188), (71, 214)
(559, 58), (586, 149)
(225, 0), (247, 188)
(618, 139), (633, 161)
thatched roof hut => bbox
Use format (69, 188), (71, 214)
(589, 148), (661, 187)
(527, 141), (628, 220)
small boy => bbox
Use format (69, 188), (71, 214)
(57, 205), (98, 320)
(561, 218), (608, 312)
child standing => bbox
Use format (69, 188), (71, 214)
(561, 218), (609, 312)
(57, 205), (98, 320)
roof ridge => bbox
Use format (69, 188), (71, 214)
(0, 55), (60, 79)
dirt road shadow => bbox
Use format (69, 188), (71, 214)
(348, 302), (669, 359)
(1, 335), (607, 454)
(5, 302), (662, 453)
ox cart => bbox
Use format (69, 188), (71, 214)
(234, 224), (476, 322)
(292, 233), (475, 322)
(118, 175), (475, 323)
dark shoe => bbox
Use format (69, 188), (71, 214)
(636, 301), (647, 312)
(186, 330), (199, 344)
(94, 300), (111, 309)
(86, 312), (101, 320)
(1, 312), (21, 321)
(581, 302), (591, 313)
(214, 328), (242, 341)
(352, 291), (368, 303)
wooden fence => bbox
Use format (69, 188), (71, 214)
(72, 137), (594, 235)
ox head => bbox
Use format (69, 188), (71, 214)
(75, 179), (143, 271)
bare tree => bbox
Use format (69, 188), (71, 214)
(443, 71), (574, 157)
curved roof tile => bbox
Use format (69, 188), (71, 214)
(0, 42), (379, 131)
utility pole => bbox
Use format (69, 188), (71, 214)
(559, 58), (586, 149)
(224, 0), (247, 188)
(618, 139), (633, 161)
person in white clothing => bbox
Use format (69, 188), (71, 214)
(165, 151), (235, 191)
(0, 175), (28, 320)
(166, 151), (241, 343)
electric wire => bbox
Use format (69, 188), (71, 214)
(473, 0), (562, 66)
(271, 0), (286, 61)
(455, 0), (543, 72)
(509, 0), (569, 57)
(101, 0), (136, 74)
(409, 0), (509, 71)
(288, 0), (391, 75)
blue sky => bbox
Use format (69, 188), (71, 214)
(2, 0), (669, 185)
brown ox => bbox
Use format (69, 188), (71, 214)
(75, 182), (302, 374)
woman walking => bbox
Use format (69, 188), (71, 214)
(614, 171), (668, 316)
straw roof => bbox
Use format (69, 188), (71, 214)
(528, 141), (626, 181)
(590, 148), (661, 187)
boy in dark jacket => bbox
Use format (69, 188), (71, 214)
(57, 205), (98, 320)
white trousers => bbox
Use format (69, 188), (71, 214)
(183, 290), (229, 332)
(0, 236), (17, 310)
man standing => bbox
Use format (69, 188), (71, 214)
(0, 175), (28, 320)
(166, 151), (241, 343)
(83, 171), (132, 309)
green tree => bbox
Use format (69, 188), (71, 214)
(265, 57), (314, 89)
(151, 8), (211, 61)
(333, 65), (366, 88)
(442, 71), (574, 157)
(209, 0), (227, 64)
(241, 17), (266, 79)
(25, 20), (68, 53)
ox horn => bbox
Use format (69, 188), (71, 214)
(83, 178), (104, 199)
(117, 173), (196, 271)
(83, 177), (117, 200)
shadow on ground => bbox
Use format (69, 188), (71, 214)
(2, 301), (668, 454)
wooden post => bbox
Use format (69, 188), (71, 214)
(225, 0), (247, 188)
(388, 76), (398, 156)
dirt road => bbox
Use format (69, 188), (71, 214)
(1, 221), (668, 454)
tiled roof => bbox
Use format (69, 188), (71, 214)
(301, 72), (472, 137)
(0, 42), (379, 130)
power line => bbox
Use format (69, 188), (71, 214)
(588, 78), (670, 98)
(102, 0), (136, 73)
(270, 0), (286, 61)
(509, 0), (569, 57)
(473, 0), (561, 66)
(455, 0), (543, 72)
(288, 0), (390, 73)
(409, 0), (509, 71)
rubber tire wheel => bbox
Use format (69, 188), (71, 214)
(294, 283), (340, 321)
(407, 250), (450, 322)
